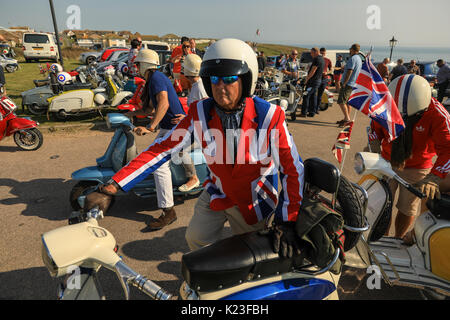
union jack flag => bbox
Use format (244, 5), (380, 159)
(348, 54), (405, 141)
(332, 121), (354, 164)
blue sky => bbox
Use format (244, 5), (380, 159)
(1, 0), (449, 48)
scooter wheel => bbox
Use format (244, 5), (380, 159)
(13, 128), (43, 151)
(53, 110), (68, 121)
(27, 103), (48, 116)
(5, 65), (17, 73)
(336, 176), (365, 251)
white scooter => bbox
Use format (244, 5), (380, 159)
(46, 67), (133, 121)
(41, 158), (367, 300)
(346, 151), (450, 299)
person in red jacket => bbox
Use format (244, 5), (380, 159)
(369, 74), (450, 240)
(85, 39), (305, 258)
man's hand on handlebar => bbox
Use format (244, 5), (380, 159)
(84, 181), (119, 213)
(134, 126), (153, 136)
(414, 174), (442, 200)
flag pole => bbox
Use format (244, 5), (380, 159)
(332, 108), (358, 209)
(332, 47), (373, 208)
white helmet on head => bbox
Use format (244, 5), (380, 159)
(56, 72), (72, 85)
(135, 49), (160, 76)
(199, 38), (258, 99)
(50, 63), (63, 74)
(183, 54), (202, 77)
(388, 74), (431, 117)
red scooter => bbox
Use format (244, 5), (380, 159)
(0, 95), (43, 151)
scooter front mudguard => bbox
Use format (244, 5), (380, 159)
(71, 166), (116, 184)
(6, 117), (38, 135)
(111, 91), (133, 107)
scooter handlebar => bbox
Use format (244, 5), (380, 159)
(394, 174), (425, 199)
(405, 184), (426, 199)
(133, 276), (173, 300)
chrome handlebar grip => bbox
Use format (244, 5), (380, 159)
(136, 276), (173, 300)
(114, 260), (172, 300)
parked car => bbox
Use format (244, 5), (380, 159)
(79, 51), (102, 65)
(141, 41), (170, 51)
(0, 54), (19, 73)
(22, 32), (59, 62)
(0, 43), (16, 58)
(99, 48), (129, 62)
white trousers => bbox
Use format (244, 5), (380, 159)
(154, 129), (174, 209)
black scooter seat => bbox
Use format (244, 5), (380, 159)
(181, 231), (306, 292)
(427, 194), (450, 221)
(62, 83), (93, 91)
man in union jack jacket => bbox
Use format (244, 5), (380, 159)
(86, 39), (305, 258)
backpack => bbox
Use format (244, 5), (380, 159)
(295, 196), (346, 274)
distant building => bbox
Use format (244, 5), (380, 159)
(161, 34), (180, 47)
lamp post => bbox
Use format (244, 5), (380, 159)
(389, 36), (398, 62)
(49, 0), (64, 68)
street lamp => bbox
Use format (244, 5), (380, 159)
(49, 0), (64, 68)
(389, 36), (398, 62)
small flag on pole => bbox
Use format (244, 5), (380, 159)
(347, 53), (405, 141)
(332, 121), (354, 164)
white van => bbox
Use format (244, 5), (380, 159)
(22, 32), (60, 62)
(141, 40), (170, 51)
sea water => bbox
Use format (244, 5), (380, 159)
(297, 45), (450, 63)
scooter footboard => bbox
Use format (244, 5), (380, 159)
(369, 238), (450, 295)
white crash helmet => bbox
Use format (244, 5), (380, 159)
(135, 49), (160, 76)
(50, 63), (63, 74)
(182, 54), (202, 77)
(388, 74), (431, 117)
(56, 72), (72, 85)
(199, 38), (258, 99)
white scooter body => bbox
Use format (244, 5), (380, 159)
(348, 152), (450, 297)
(47, 68), (132, 118)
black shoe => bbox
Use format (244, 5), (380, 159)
(299, 113), (307, 118)
(307, 113), (315, 117)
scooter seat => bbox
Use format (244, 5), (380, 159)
(427, 194), (450, 221)
(181, 231), (307, 292)
(63, 83), (93, 91)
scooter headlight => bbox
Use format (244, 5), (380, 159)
(354, 153), (365, 175)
